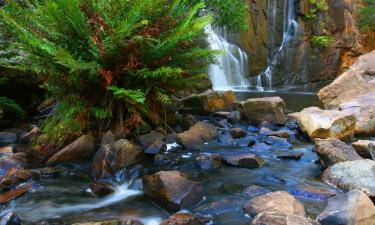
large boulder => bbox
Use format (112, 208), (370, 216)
(91, 139), (143, 179)
(317, 189), (375, 225)
(297, 107), (356, 140)
(322, 159), (375, 197)
(315, 138), (362, 168)
(352, 140), (375, 159)
(176, 122), (218, 150)
(0, 168), (39, 189)
(143, 171), (203, 212)
(252, 211), (319, 225)
(243, 191), (306, 217)
(222, 154), (264, 169)
(340, 93), (375, 135)
(46, 135), (95, 166)
(318, 50), (375, 109)
(160, 213), (204, 225)
(239, 97), (286, 125)
(179, 90), (237, 114)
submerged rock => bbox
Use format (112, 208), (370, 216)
(290, 184), (338, 201)
(222, 153), (264, 169)
(239, 97), (286, 125)
(297, 107), (356, 140)
(195, 153), (221, 170)
(89, 182), (115, 197)
(259, 127), (289, 138)
(322, 159), (375, 197)
(72, 218), (144, 225)
(252, 211), (319, 225)
(242, 185), (271, 199)
(314, 138), (362, 168)
(0, 184), (32, 204)
(317, 189), (375, 225)
(176, 122), (218, 150)
(143, 171), (203, 212)
(0, 168), (39, 189)
(352, 140), (375, 159)
(160, 213), (204, 225)
(46, 135), (95, 166)
(229, 128), (247, 139)
(243, 191), (307, 217)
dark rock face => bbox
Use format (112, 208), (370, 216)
(0, 168), (39, 189)
(195, 154), (221, 170)
(229, 128), (247, 139)
(252, 211), (319, 225)
(222, 154), (264, 169)
(243, 191), (307, 217)
(315, 138), (362, 168)
(317, 190), (375, 225)
(89, 182), (115, 197)
(176, 122), (218, 150)
(352, 140), (375, 159)
(91, 139), (143, 179)
(143, 171), (203, 212)
(46, 135), (95, 166)
(160, 213), (204, 225)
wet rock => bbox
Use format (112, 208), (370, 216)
(180, 90), (237, 114)
(252, 211), (319, 225)
(72, 218), (144, 225)
(100, 130), (115, 146)
(318, 50), (375, 109)
(0, 212), (21, 225)
(222, 153), (264, 169)
(144, 140), (166, 155)
(317, 189), (375, 225)
(154, 153), (181, 166)
(352, 140), (375, 159)
(214, 118), (231, 129)
(195, 198), (240, 220)
(89, 182), (115, 197)
(143, 171), (203, 212)
(262, 175), (286, 185)
(340, 93), (375, 135)
(322, 159), (375, 197)
(239, 97), (286, 125)
(176, 122), (218, 150)
(139, 131), (165, 148)
(290, 184), (338, 201)
(19, 127), (41, 144)
(91, 139), (143, 179)
(0, 184), (31, 204)
(242, 185), (271, 199)
(259, 127), (289, 138)
(179, 114), (198, 131)
(46, 135), (95, 166)
(251, 142), (271, 151)
(243, 191), (307, 217)
(0, 132), (17, 146)
(297, 107), (356, 140)
(229, 128), (247, 139)
(0, 168), (39, 189)
(227, 111), (242, 124)
(195, 153), (221, 170)
(0, 156), (22, 177)
(40, 167), (62, 178)
(276, 152), (304, 160)
(265, 136), (292, 149)
(160, 213), (204, 225)
(315, 138), (362, 168)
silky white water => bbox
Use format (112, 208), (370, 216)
(205, 26), (249, 91)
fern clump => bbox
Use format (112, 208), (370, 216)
(360, 0), (375, 31)
(0, 0), (245, 141)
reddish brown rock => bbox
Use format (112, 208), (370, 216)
(160, 213), (203, 225)
(252, 211), (319, 225)
(0, 184), (31, 204)
(0, 168), (39, 189)
(176, 122), (218, 150)
(222, 154), (264, 169)
(229, 128), (247, 139)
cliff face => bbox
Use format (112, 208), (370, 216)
(240, 0), (375, 91)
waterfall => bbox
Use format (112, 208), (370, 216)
(256, 0), (302, 91)
(205, 26), (249, 91)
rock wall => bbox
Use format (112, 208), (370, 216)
(240, 0), (375, 91)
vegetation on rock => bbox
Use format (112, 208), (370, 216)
(360, 0), (375, 31)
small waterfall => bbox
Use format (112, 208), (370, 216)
(205, 26), (249, 91)
(256, 0), (302, 91)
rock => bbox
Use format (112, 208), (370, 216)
(290, 184), (338, 201)
(195, 198), (241, 220)
(138, 131), (165, 148)
(276, 152), (304, 160)
(160, 213), (204, 225)
(243, 191), (306, 217)
(180, 90), (237, 114)
(91, 139), (143, 179)
(195, 153), (221, 170)
(317, 189), (375, 225)
(0, 147), (13, 155)
(19, 127), (41, 144)
(40, 167), (62, 178)
(0, 156), (22, 177)
(242, 185), (271, 199)
(154, 153), (181, 166)
(227, 111), (242, 124)
(315, 138), (362, 168)
(239, 97), (286, 125)
(72, 218), (144, 225)
(340, 93), (375, 135)
(100, 130), (115, 146)
(0, 184), (31, 204)
(0, 212), (21, 225)
(46, 135), (95, 166)
(0, 132), (17, 146)
(178, 114), (198, 131)
(318, 50), (375, 109)
(265, 136), (292, 150)
(229, 128), (247, 139)
(176, 122), (218, 150)
(0, 168), (39, 189)
(143, 171), (203, 212)
(144, 140), (166, 155)
(89, 182), (115, 197)
(352, 140), (375, 159)
(322, 159), (375, 197)
(297, 107), (356, 140)
(259, 127), (289, 138)
(222, 154), (264, 169)
(252, 211), (319, 225)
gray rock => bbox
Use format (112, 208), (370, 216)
(222, 153), (264, 169)
(352, 140), (375, 159)
(252, 211), (319, 225)
(176, 122), (218, 150)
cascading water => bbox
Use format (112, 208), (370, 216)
(205, 26), (249, 91)
(256, 0), (302, 91)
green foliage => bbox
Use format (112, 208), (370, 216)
(0, 74), (25, 121)
(0, 0), (245, 140)
(304, 0), (329, 20)
(310, 35), (334, 47)
(360, 0), (375, 31)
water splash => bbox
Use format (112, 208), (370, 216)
(205, 26), (249, 91)
(256, 0), (302, 91)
